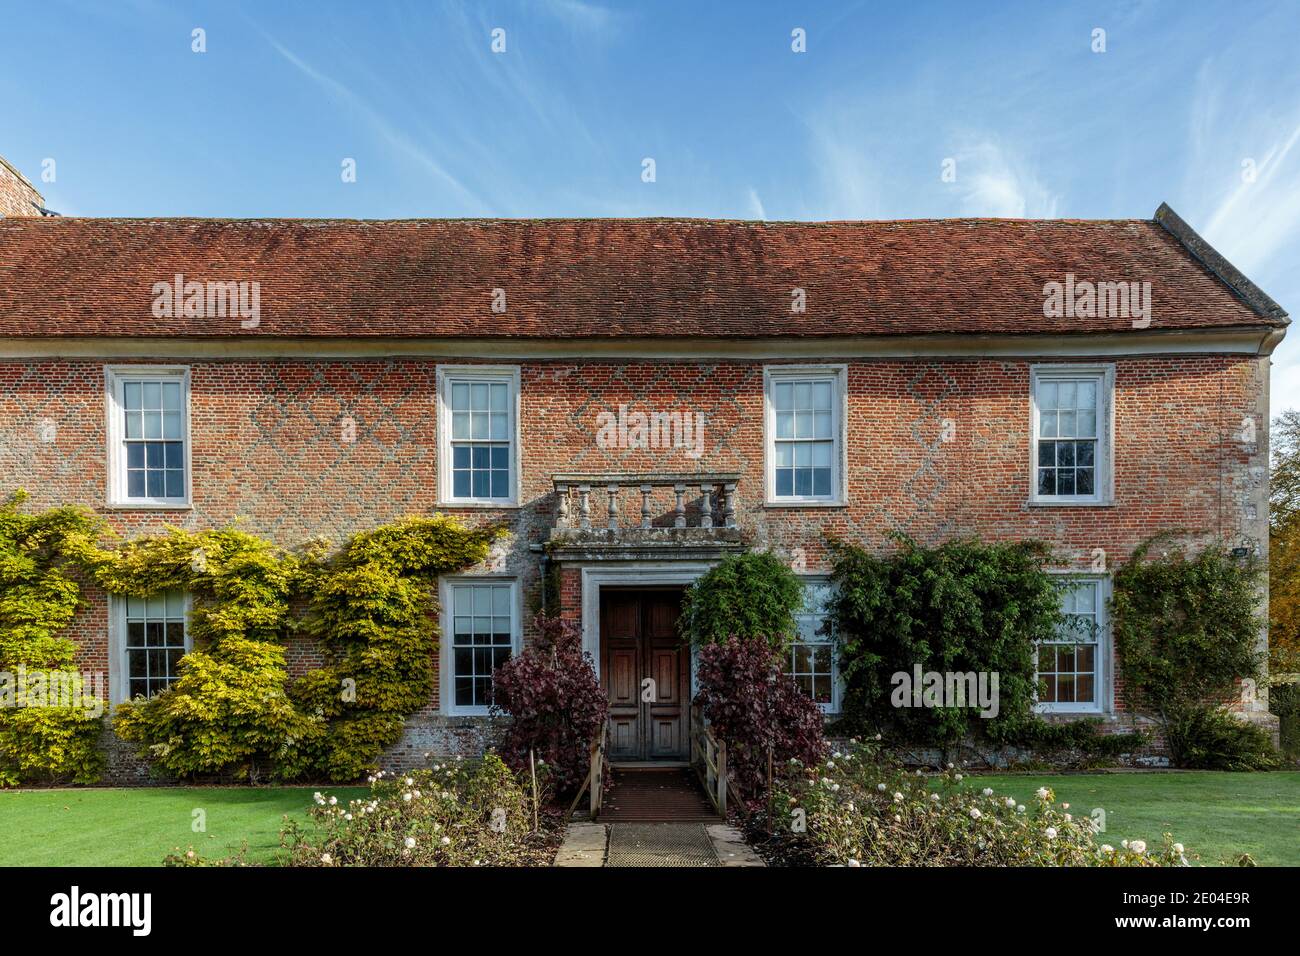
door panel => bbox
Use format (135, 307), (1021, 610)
(599, 589), (688, 761)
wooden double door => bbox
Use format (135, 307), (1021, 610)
(600, 588), (690, 762)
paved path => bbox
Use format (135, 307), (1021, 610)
(553, 821), (764, 867)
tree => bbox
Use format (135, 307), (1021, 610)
(1270, 411), (1300, 674)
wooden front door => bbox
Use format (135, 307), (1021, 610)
(600, 588), (689, 761)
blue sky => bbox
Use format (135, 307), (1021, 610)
(3, 0), (1299, 408)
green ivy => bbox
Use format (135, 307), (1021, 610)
(1111, 537), (1272, 768)
(0, 491), (502, 785)
(0, 493), (104, 786)
(679, 550), (804, 648)
(826, 535), (1060, 747)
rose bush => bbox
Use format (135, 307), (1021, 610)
(278, 753), (555, 867)
(765, 737), (1189, 867)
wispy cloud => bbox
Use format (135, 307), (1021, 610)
(952, 141), (1060, 219)
(263, 33), (488, 213)
(745, 187), (767, 221)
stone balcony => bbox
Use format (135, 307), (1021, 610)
(545, 473), (746, 561)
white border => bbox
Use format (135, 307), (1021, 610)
(762, 364), (849, 506)
(1028, 363), (1115, 506)
(435, 364), (522, 508)
(103, 364), (193, 509)
(438, 575), (522, 716)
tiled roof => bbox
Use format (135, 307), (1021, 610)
(0, 208), (1285, 338)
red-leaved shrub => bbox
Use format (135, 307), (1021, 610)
(694, 636), (826, 801)
(490, 613), (608, 795)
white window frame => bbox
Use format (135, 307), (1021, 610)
(1035, 572), (1110, 715)
(104, 365), (193, 509)
(436, 364), (522, 507)
(790, 575), (841, 714)
(107, 592), (193, 706)
(763, 364), (848, 506)
(438, 576), (522, 717)
(1029, 363), (1114, 506)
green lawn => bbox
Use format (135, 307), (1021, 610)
(962, 771), (1300, 866)
(0, 786), (366, 867)
(2, 773), (1297, 867)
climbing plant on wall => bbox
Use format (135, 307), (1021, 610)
(0, 490), (503, 785)
(0, 493), (105, 786)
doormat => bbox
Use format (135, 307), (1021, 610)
(604, 823), (720, 867)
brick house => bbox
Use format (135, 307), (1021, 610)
(0, 184), (1288, 775)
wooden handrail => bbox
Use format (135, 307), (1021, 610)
(589, 719), (608, 820)
(691, 721), (729, 817)
(565, 719), (609, 821)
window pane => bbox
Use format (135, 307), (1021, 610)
(123, 382), (142, 410)
(125, 410), (142, 439)
(165, 470), (185, 499)
(1040, 411), (1057, 438)
(814, 410), (832, 439)
(146, 470), (165, 497)
(127, 470), (145, 497)
(163, 411), (182, 439)
(812, 381), (832, 411)
(450, 382), (469, 410)
(143, 410), (162, 439)
(142, 382), (161, 409)
(1037, 469), (1055, 496)
(812, 468), (831, 496)
(776, 411), (794, 439)
(470, 412), (488, 440)
(775, 469), (793, 497)
(470, 383), (489, 410)
(452, 411), (470, 440)
(773, 382), (793, 411)
(453, 470), (470, 498)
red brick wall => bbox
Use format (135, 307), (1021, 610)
(0, 353), (1270, 724)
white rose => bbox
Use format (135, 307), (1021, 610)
(982, 788), (994, 797)
(404, 837), (416, 849)
(1130, 840), (1147, 854)
(969, 808), (982, 820)
(1035, 787), (1049, 801)
(1045, 827), (1057, 839)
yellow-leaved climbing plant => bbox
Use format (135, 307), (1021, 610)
(0, 491), (502, 785)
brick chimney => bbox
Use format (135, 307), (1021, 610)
(0, 154), (48, 217)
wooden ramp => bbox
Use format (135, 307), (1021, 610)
(599, 767), (719, 822)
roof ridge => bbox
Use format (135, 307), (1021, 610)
(1154, 202), (1289, 324)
